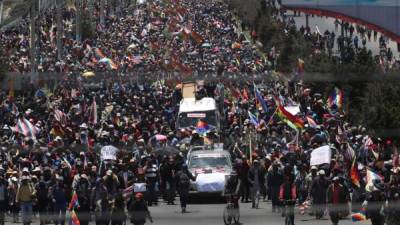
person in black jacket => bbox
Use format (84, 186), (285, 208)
(267, 162), (284, 212)
(364, 180), (385, 225)
(111, 193), (126, 225)
(129, 193), (153, 225)
(248, 160), (265, 209)
(0, 174), (8, 225)
(35, 180), (50, 225)
(176, 164), (196, 213)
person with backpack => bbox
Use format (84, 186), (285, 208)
(176, 164), (196, 213)
(16, 176), (36, 225)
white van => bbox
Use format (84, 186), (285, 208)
(176, 97), (220, 131)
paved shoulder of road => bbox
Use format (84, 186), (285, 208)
(149, 201), (369, 225)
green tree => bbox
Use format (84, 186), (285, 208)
(352, 80), (400, 140)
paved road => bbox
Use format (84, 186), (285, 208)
(149, 200), (368, 225)
(285, 11), (399, 55)
(3, 199), (369, 225)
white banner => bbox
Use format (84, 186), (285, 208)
(134, 183), (147, 192)
(196, 173), (226, 192)
(284, 105), (300, 116)
(310, 145), (331, 166)
(101, 145), (118, 160)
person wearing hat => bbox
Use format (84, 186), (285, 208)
(129, 192), (153, 225)
(310, 170), (329, 219)
(267, 160), (284, 213)
(248, 159), (265, 209)
(16, 176), (36, 225)
(326, 177), (350, 225)
(0, 173), (9, 225)
(190, 130), (203, 146)
(103, 170), (120, 195)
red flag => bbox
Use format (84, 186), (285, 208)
(180, 28), (190, 40)
(68, 191), (80, 210)
(231, 87), (242, 100)
(54, 109), (68, 127)
(177, 63), (193, 75)
(70, 210), (81, 225)
(191, 31), (204, 44)
(176, 7), (187, 16)
(149, 41), (160, 52)
(349, 158), (361, 188)
(242, 89), (249, 101)
(88, 98), (98, 125)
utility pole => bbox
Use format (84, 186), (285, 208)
(88, 0), (94, 30)
(100, 0), (105, 26)
(76, 0), (82, 42)
(109, 0), (115, 16)
(115, 0), (121, 16)
(0, 0), (4, 24)
(30, 0), (38, 83)
(56, 0), (63, 60)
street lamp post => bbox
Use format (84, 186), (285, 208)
(30, 0), (38, 83)
(76, 0), (82, 42)
(0, 0), (4, 24)
(56, 0), (63, 60)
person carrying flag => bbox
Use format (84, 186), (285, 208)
(363, 179), (386, 225)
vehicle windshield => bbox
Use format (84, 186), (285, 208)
(189, 156), (231, 169)
(177, 111), (218, 128)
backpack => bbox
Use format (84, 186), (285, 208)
(178, 172), (190, 188)
(225, 176), (238, 195)
(36, 181), (49, 200)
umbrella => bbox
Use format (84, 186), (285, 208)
(153, 146), (179, 157)
(82, 71), (95, 77)
(127, 44), (137, 49)
(99, 58), (110, 63)
(201, 43), (212, 48)
(180, 137), (191, 145)
(155, 134), (167, 141)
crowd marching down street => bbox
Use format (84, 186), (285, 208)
(0, 1), (399, 225)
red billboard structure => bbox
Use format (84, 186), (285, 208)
(281, 0), (400, 43)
